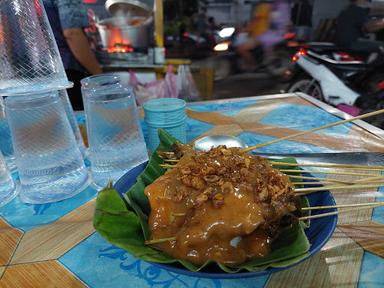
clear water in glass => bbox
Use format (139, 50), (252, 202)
(0, 151), (18, 207)
(5, 92), (89, 204)
(58, 90), (86, 156)
(82, 74), (148, 188)
(0, 97), (16, 170)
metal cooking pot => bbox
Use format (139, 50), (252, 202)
(96, 16), (153, 49)
(105, 0), (153, 18)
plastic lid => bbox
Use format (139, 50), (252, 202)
(143, 98), (186, 113)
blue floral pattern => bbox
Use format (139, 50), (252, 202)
(99, 247), (221, 288)
(60, 233), (269, 288)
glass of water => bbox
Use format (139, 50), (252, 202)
(58, 90), (86, 156)
(5, 91), (89, 204)
(0, 97), (16, 171)
(81, 74), (148, 188)
(0, 150), (18, 207)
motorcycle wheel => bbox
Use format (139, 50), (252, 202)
(264, 48), (295, 78)
(265, 57), (294, 78)
(288, 77), (324, 101)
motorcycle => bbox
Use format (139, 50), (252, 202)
(288, 42), (384, 127)
(166, 27), (235, 60)
(212, 30), (300, 81)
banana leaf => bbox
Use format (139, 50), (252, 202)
(93, 129), (311, 273)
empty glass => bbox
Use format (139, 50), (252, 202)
(0, 96), (16, 171)
(0, 0), (71, 94)
(81, 74), (148, 188)
(59, 90), (86, 156)
(5, 91), (89, 204)
(0, 150), (18, 207)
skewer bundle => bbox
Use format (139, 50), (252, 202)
(157, 108), (384, 221)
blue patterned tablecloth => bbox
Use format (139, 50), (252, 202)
(1, 94), (383, 287)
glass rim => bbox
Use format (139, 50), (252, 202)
(81, 85), (133, 99)
(81, 74), (133, 97)
(81, 73), (127, 87)
(143, 98), (186, 113)
(0, 81), (73, 97)
(4, 91), (59, 109)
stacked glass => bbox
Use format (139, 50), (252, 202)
(0, 0), (88, 205)
(81, 73), (148, 188)
(0, 150), (18, 207)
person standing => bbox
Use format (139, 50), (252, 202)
(43, 0), (102, 110)
(335, 0), (384, 53)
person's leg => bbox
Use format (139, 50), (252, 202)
(237, 38), (260, 70)
(65, 69), (87, 111)
(257, 31), (283, 62)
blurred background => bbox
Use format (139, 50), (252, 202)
(66, 0), (384, 126)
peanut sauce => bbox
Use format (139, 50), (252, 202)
(145, 145), (297, 266)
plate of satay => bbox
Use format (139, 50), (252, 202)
(93, 109), (384, 278)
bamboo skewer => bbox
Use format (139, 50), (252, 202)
(163, 159), (384, 172)
(159, 165), (368, 186)
(160, 164), (381, 180)
(299, 211), (339, 221)
(164, 159), (179, 163)
(161, 164), (381, 178)
(299, 202), (384, 220)
(270, 161), (384, 171)
(145, 237), (176, 245)
(160, 164), (176, 169)
(291, 181), (336, 186)
(302, 201), (384, 211)
(295, 183), (384, 194)
(287, 175), (353, 185)
(354, 175), (384, 183)
(242, 108), (384, 152)
(280, 169), (382, 177)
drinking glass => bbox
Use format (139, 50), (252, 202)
(81, 74), (148, 188)
(0, 150), (18, 207)
(58, 90), (86, 156)
(0, 96), (16, 171)
(5, 91), (89, 204)
(0, 0), (71, 94)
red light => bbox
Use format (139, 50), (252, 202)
(284, 32), (296, 40)
(287, 41), (300, 48)
(378, 80), (384, 91)
(334, 52), (362, 62)
(298, 48), (307, 56)
(291, 48), (306, 62)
